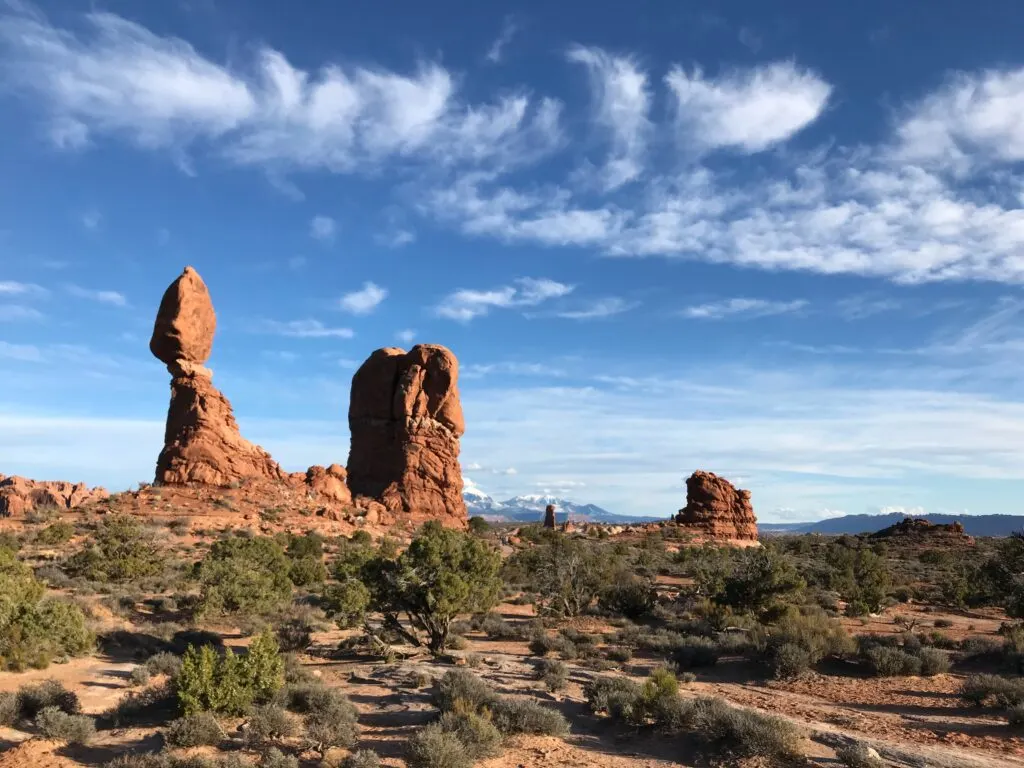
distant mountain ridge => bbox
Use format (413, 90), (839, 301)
(761, 513), (1024, 537)
(463, 489), (661, 524)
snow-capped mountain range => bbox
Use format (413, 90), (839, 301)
(463, 486), (661, 524)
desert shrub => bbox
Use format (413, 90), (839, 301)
(260, 749), (297, 768)
(715, 547), (804, 616)
(130, 666), (152, 686)
(166, 712), (223, 747)
(599, 578), (657, 620)
(864, 646), (921, 677)
(434, 669), (498, 712)
(688, 696), (804, 764)
(918, 647), (951, 676)
(836, 742), (885, 768)
(506, 535), (623, 617)
(670, 635), (720, 670)
(0, 691), (17, 726)
(36, 521), (74, 546)
(322, 579), (371, 629)
(752, 607), (854, 679)
(244, 704), (297, 746)
(276, 618), (313, 652)
(342, 751), (382, 768)
(934, 618), (954, 628)
(826, 543), (891, 615)
(196, 536), (292, 617)
(468, 516), (490, 535)
(146, 651), (184, 677)
(606, 646), (632, 663)
(438, 708), (503, 759)
(0, 549), (93, 670)
(177, 630), (283, 715)
(64, 515), (160, 582)
(284, 532), (327, 587)
(407, 723), (472, 768)
(528, 630), (555, 657)
(961, 674), (1024, 707)
(35, 707), (95, 744)
(361, 521), (503, 653)
(1008, 704), (1024, 727)
(447, 634), (469, 650)
(477, 612), (521, 640)
(536, 658), (568, 691)
(17, 679), (80, 718)
(585, 675), (643, 718)
(489, 696), (566, 737)
(296, 686), (359, 750)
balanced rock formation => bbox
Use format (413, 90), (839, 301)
(347, 345), (466, 524)
(543, 504), (557, 528)
(675, 470), (758, 541)
(0, 474), (108, 517)
(151, 267), (284, 487)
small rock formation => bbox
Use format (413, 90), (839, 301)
(675, 470), (759, 541)
(347, 345), (466, 524)
(543, 504), (557, 528)
(872, 517), (974, 544)
(0, 474), (108, 517)
(304, 464), (353, 506)
(151, 267), (284, 487)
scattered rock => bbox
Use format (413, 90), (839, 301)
(675, 470), (759, 541)
(305, 464), (353, 506)
(0, 474), (108, 517)
(347, 345), (467, 524)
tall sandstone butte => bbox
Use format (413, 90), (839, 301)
(347, 345), (466, 524)
(675, 470), (759, 542)
(150, 267), (284, 487)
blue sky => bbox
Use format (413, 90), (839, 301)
(4, 0), (1024, 521)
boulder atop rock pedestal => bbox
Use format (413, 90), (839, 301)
(347, 344), (466, 524)
(543, 504), (556, 528)
(0, 475), (108, 517)
(150, 266), (216, 367)
(675, 470), (758, 542)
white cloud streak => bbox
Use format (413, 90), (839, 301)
(65, 284), (126, 306)
(681, 298), (808, 320)
(485, 16), (518, 64)
(436, 277), (573, 322)
(338, 282), (387, 315)
(310, 215), (336, 242)
(263, 319), (354, 339)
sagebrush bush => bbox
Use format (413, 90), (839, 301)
(145, 651), (183, 677)
(244, 704), (297, 746)
(130, 666), (152, 687)
(836, 742), (885, 768)
(407, 723), (472, 768)
(771, 642), (813, 679)
(753, 607), (853, 679)
(670, 635), (720, 670)
(434, 670), (498, 712)
(584, 675), (642, 719)
(438, 708), (503, 760)
(0, 691), (18, 726)
(260, 748), (298, 768)
(918, 647), (951, 676)
(295, 685), (359, 750)
(17, 679), (80, 718)
(341, 751), (382, 768)
(275, 618), (313, 652)
(1008, 704), (1024, 727)
(688, 696), (804, 765)
(165, 712), (223, 747)
(864, 646), (921, 677)
(490, 696), (569, 736)
(598, 579), (657, 619)
(961, 674), (1024, 707)
(36, 707), (95, 744)
(477, 612), (521, 640)
(536, 658), (568, 691)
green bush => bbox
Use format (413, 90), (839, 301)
(322, 580), (371, 629)
(584, 675), (642, 719)
(753, 608), (853, 679)
(771, 643), (813, 680)
(671, 635), (720, 670)
(165, 712), (223, 746)
(438, 708), (503, 759)
(177, 630), (283, 715)
(490, 697), (569, 736)
(918, 647), (951, 676)
(36, 522), (74, 546)
(341, 751), (382, 768)
(0, 550), (93, 670)
(715, 547), (804, 616)
(64, 515), (160, 583)
(468, 516), (490, 535)
(407, 723), (472, 768)
(35, 707), (95, 744)
(434, 669), (498, 712)
(864, 646), (921, 677)
(598, 579), (657, 620)
(196, 536), (292, 617)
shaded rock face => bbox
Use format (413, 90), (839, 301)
(543, 504), (556, 528)
(0, 474), (108, 517)
(151, 267), (284, 487)
(872, 517), (973, 543)
(675, 470), (758, 541)
(347, 345), (466, 523)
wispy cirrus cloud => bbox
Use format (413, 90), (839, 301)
(65, 284), (126, 306)
(338, 282), (387, 315)
(309, 215), (336, 242)
(680, 297), (808, 320)
(485, 16), (518, 64)
(436, 277), (574, 322)
(262, 319), (354, 339)
(0, 281), (47, 296)
(553, 297), (635, 320)
(0, 304), (44, 321)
